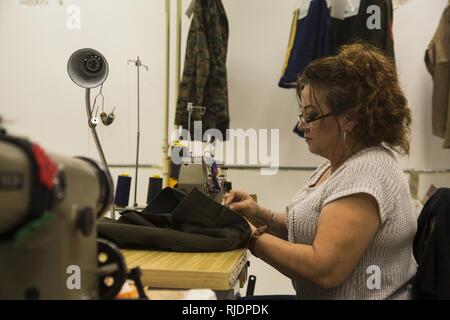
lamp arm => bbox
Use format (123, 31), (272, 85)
(85, 88), (112, 183)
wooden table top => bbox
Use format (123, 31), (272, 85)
(122, 248), (248, 290)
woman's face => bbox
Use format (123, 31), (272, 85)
(297, 85), (350, 158)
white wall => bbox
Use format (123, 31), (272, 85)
(1, 0), (449, 296)
(394, 0), (450, 169)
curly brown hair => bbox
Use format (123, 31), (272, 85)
(297, 42), (411, 155)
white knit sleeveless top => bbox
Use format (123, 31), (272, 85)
(286, 145), (417, 299)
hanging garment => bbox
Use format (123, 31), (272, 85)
(425, 2), (450, 148)
(279, 0), (332, 88)
(330, 0), (395, 63)
(412, 188), (450, 299)
(175, 0), (229, 140)
(97, 188), (251, 252)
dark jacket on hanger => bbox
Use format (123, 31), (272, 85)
(425, 2), (450, 148)
(412, 188), (450, 299)
(279, 0), (331, 88)
(98, 188), (251, 252)
(330, 0), (395, 63)
(175, 0), (229, 140)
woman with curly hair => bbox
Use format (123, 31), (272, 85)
(223, 43), (417, 300)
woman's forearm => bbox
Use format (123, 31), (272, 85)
(256, 207), (288, 240)
(252, 233), (328, 288)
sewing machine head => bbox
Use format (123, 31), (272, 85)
(176, 156), (230, 203)
(174, 103), (233, 202)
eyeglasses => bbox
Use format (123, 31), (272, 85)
(297, 111), (335, 125)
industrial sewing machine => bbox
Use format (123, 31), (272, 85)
(176, 155), (231, 203)
(0, 129), (130, 300)
(172, 105), (232, 204)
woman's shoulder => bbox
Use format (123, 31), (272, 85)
(356, 144), (396, 160)
(325, 146), (410, 221)
(334, 145), (406, 189)
(344, 145), (399, 173)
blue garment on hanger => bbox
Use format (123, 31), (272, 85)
(279, 0), (331, 89)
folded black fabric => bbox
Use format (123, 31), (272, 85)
(117, 210), (158, 227)
(142, 187), (186, 215)
(98, 188), (251, 252)
(171, 188), (247, 228)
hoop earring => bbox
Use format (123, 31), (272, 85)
(344, 130), (352, 149)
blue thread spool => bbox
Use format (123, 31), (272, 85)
(114, 174), (132, 207)
(147, 175), (163, 204)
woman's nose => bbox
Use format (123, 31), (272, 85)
(295, 122), (307, 138)
(298, 120), (307, 132)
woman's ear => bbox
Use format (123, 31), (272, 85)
(344, 113), (356, 132)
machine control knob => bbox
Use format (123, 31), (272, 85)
(77, 207), (94, 236)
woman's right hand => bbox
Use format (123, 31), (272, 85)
(222, 190), (262, 226)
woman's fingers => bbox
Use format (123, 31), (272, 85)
(229, 199), (251, 212)
(222, 190), (247, 207)
(221, 191), (235, 207)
